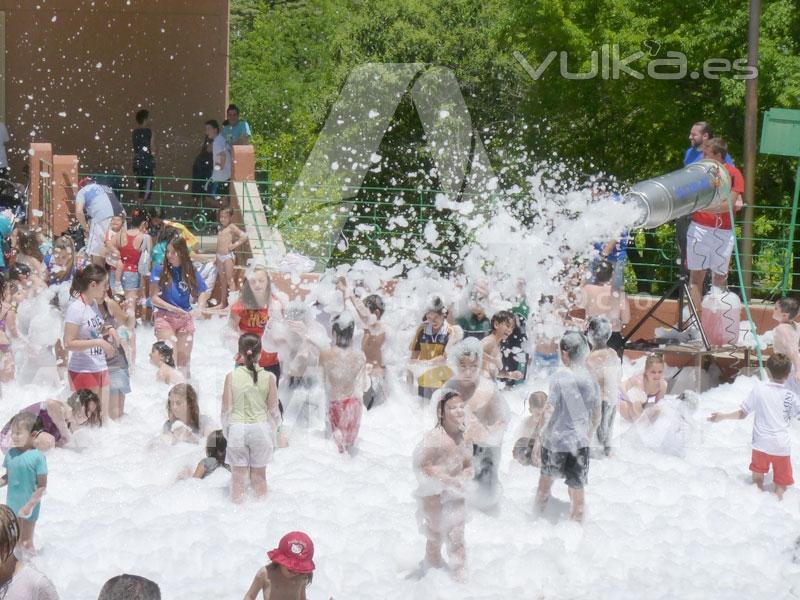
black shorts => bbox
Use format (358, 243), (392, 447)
(540, 446), (590, 489)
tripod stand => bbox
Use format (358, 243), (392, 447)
(623, 275), (710, 351)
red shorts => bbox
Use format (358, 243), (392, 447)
(154, 309), (195, 336)
(68, 369), (109, 391)
(750, 449), (794, 486)
(328, 397), (362, 453)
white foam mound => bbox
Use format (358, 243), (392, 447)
(2, 320), (799, 599)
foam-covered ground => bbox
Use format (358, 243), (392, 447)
(4, 317), (800, 599)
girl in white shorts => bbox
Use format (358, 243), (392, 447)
(221, 333), (281, 503)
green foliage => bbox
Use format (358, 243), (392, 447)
(230, 0), (800, 290)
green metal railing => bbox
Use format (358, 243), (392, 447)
(75, 172), (799, 299)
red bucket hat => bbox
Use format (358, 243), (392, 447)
(267, 531), (315, 574)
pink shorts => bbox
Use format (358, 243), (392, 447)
(154, 309), (195, 336)
(328, 397), (362, 453)
(69, 369), (109, 391)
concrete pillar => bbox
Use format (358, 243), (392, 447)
(27, 143), (53, 228)
(52, 155), (79, 236)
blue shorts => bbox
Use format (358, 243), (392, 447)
(109, 367), (131, 395)
(120, 271), (141, 291)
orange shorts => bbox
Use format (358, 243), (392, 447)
(750, 449), (794, 486)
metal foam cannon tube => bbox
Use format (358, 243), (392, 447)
(624, 159), (732, 229)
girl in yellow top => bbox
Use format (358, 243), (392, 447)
(221, 333), (280, 504)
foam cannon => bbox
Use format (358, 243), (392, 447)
(624, 159), (732, 229)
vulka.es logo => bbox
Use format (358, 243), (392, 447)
(513, 45), (757, 81)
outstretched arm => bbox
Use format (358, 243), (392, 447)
(708, 409), (746, 422)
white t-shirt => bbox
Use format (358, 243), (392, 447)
(0, 123), (9, 169)
(211, 135), (231, 181)
(741, 381), (799, 456)
(64, 298), (107, 373)
(5, 563), (59, 599)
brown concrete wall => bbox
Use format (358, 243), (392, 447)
(0, 0), (229, 182)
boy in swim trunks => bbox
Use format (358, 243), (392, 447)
(215, 207), (248, 309)
(318, 313), (367, 454)
(535, 331), (599, 522)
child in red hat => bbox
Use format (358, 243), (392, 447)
(243, 531), (316, 600)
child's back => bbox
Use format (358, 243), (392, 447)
(744, 380), (798, 456)
(543, 366), (599, 453)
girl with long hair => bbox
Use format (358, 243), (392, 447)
(149, 236), (210, 378)
(62, 265), (116, 423)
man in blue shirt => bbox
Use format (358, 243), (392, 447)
(222, 104), (251, 146)
(677, 122), (735, 277)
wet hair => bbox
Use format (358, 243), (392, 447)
(491, 310), (515, 331)
(238, 333), (261, 384)
(155, 224), (179, 246)
(560, 331), (589, 363)
(167, 384), (200, 432)
(226, 103), (240, 115)
(151, 341), (175, 367)
(425, 296), (446, 317)
(70, 264), (108, 297)
(284, 300), (308, 322)
(15, 226), (44, 261)
(591, 259), (613, 285)
(158, 237), (199, 301)
(528, 391), (548, 410)
(587, 316), (612, 349)
(0, 505), (19, 563)
(452, 337), (482, 369)
(206, 430), (227, 465)
(644, 353), (665, 372)
(67, 389), (102, 427)
(436, 390), (462, 426)
(8, 263), (31, 282)
(363, 294), (384, 320)
(776, 297), (800, 320)
(218, 207), (234, 220)
(704, 137), (728, 159)
(98, 574), (161, 600)
(239, 264), (271, 311)
(693, 121), (713, 138)
(48, 235), (77, 284)
(135, 109), (150, 125)
(130, 207), (150, 229)
(332, 313), (355, 348)
(204, 119), (220, 132)
(767, 353), (792, 382)
(10, 411), (40, 436)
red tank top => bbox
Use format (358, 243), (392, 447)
(119, 234), (142, 272)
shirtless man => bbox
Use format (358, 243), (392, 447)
(319, 313), (367, 453)
(445, 338), (509, 507)
(413, 390), (472, 581)
(337, 276), (387, 409)
(215, 207), (248, 309)
(480, 310), (522, 382)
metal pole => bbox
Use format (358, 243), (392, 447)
(741, 0), (761, 293)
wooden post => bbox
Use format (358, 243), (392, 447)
(52, 155), (79, 236)
(27, 143), (52, 227)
